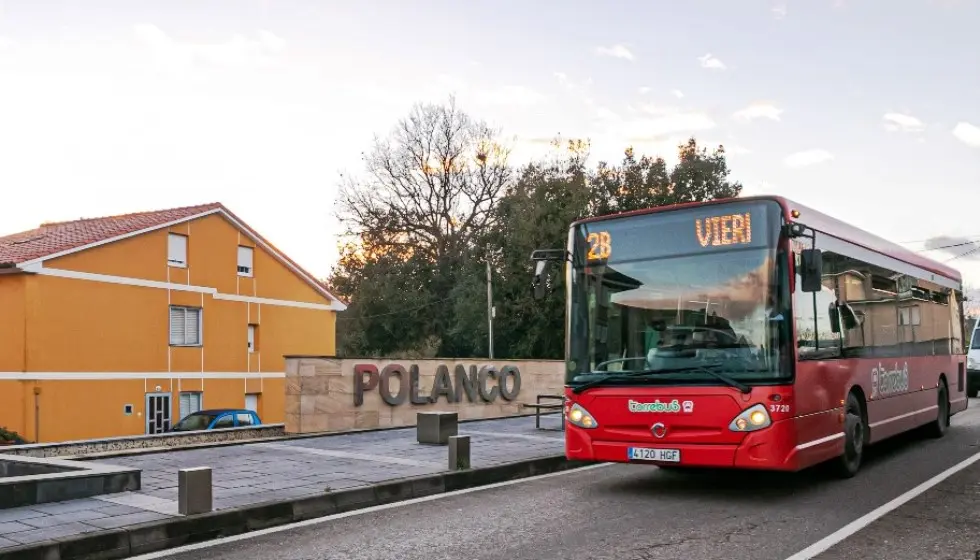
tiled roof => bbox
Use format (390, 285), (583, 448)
(0, 202), (345, 308)
(0, 203), (223, 265)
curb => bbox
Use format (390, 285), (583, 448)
(0, 453), (589, 560)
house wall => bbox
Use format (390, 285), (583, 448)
(0, 213), (336, 443)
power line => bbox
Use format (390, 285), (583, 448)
(901, 235), (980, 248)
(945, 245), (980, 263)
(336, 296), (456, 320)
(919, 239), (980, 252)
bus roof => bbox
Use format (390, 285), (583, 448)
(571, 195), (962, 283)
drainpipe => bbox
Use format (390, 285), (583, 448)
(33, 385), (40, 443)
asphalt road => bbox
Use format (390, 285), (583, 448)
(147, 400), (980, 560)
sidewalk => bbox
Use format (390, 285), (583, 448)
(0, 414), (567, 554)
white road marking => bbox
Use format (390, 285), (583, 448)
(128, 462), (613, 559)
(784, 449), (980, 560)
(463, 430), (563, 442)
(95, 493), (180, 516)
(255, 442), (442, 468)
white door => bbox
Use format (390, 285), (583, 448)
(245, 393), (258, 413)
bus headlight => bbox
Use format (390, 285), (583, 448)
(567, 403), (598, 429)
(728, 404), (771, 432)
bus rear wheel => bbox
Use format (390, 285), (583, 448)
(924, 381), (949, 439)
(831, 392), (865, 479)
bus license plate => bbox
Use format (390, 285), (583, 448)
(628, 447), (680, 462)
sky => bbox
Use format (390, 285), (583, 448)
(1, 0), (979, 302)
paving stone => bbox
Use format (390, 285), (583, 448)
(92, 504), (146, 516)
(5, 522), (100, 545)
(83, 511), (173, 530)
(0, 536), (20, 549)
(21, 509), (109, 528)
(29, 499), (106, 515)
(0, 509), (47, 523)
(0, 521), (36, 534)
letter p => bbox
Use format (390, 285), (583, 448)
(354, 364), (379, 407)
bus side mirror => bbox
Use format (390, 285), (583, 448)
(829, 305), (841, 334)
(839, 303), (860, 330)
(532, 260), (551, 300)
(799, 249), (823, 293)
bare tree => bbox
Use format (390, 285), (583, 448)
(337, 96), (513, 263)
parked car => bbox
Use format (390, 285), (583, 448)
(170, 409), (261, 432)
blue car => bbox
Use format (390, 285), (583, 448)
(171, 409), (261, 432)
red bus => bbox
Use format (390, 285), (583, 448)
(531, 195), (968, 477)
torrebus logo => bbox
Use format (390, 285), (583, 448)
(627, 399), (694, 413)
(871, 362), (910, 399)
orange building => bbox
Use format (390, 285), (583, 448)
(0, 203), (345, 444)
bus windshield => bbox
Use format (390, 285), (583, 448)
(566, 199), (792, 388)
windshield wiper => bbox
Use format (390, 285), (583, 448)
(655, 364), (751, 394)
(571, 371), (662, 394)
(571, 364), (751, 394)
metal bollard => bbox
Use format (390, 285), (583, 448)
(178, 466), (213, 516)
(448, 435), (470, 470)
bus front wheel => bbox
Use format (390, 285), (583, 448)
(831, 392), (866, 479)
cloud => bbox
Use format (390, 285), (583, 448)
(733, 103), (783, 122)
(772, 4), (788, 18)
(672, 89), (685, 99)
(596, 44), (635, 61)
(624, 109), (716, 140)
(784, 149), (834, 168)
(638, 86), (651, 94)
(133, 24), (287, 70)
(699, 53), (726, 70)
(953, 122), (980, 147)
(595, 107), (619, 120)
(883, 112), (925, 132)
(474, 85), (547, 107)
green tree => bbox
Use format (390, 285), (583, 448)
(589, 137), (742, 216)
(460, 138), (593, 359)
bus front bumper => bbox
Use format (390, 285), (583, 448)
(565, 417), (813, 471)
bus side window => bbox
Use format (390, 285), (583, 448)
(794, 277), (841, 360)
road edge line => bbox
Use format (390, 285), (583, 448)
(783, 448), (980, 560)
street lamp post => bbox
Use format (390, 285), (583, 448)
(486, 244), (494, 359)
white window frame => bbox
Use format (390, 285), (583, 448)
(237, 245), (254, 277)
(245, 393), (259, 412)
(247, 324), (257, 353)
(169, 305), (203, 346)
(168, 233), (187, 268)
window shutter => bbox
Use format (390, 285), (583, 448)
(168, 233), (187, 266)
(185, 308), (200, 345)
(237, 246), (253, 275)
(169, 307), (185, 345)
(179, 393), (190, 420)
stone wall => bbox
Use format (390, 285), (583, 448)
(284, 356), (565, 434)
(2, 424), (286, 458)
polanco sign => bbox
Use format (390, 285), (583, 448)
(353, 363), (522, 406)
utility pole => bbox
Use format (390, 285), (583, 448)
(486, 244), (494, 359)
